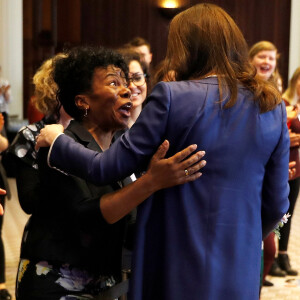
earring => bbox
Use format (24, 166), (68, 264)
(84, 107), (88, 117)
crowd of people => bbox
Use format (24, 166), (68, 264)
(0, 2), (299, 300)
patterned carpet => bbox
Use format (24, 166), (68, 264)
(2, 178), (300, 299)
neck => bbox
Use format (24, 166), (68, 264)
(128, 105), (142, 128)
(82, 119), (115, 150)
(58, 106), (72, 129)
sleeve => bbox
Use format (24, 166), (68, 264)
(39, 146), (113, 230)
(15, 159), (40, 214)
(261, 102), (290, 239)
(49, 82), (171, 185)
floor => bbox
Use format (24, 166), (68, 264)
(2, 178), (300, 299)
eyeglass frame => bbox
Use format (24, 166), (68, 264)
(127, 73), (147, 87)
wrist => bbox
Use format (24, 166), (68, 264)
(140, 172), (159, 195)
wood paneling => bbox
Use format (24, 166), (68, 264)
(23, 0), (291, 118)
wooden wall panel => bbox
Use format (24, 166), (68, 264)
(23, 0), (291, 118)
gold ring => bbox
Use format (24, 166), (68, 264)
(184, 169), (189, 176)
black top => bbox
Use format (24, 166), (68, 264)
(21, 120), (129, 280)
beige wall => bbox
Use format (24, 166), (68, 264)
(0, 0), (23, 118)
(289, 0), (300, 79)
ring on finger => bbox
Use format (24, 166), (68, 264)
(184, 169), (189, 176)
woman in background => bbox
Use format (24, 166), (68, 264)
(117, 49), (148, 128)
(7, 54), (71, 214)
(278, 67), (300, 275)
(36, 4), (289, 300)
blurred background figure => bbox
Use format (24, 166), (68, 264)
(126, 37), (153, 70)
(7, 53), (71, 215)
(0, 66), (12, 134)
(249, 41), (300, 286)
(117, 49), (149, 128)
(249, 40), (286, 287)
(278, 67), (300, 276)
(0, 113), (11, 300)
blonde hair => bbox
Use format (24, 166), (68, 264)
(249, 41), (278, 60)
(282, 67), (300, 105)
(32, 53), (66, 115)
(249, 41), (281, 84)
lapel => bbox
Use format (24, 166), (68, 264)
(65, 120), (127, 189)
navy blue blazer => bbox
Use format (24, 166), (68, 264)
(49, 78), (290, 300)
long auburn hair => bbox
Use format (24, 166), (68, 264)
(155, 3), (281, 113)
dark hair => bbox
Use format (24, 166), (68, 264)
(53, 46), (128, 120)
(117, 48), (149, 79)
(127, 37), (151, 51)
(156, 3), (281, 113)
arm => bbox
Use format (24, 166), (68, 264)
(261, 103), (290, 238)
(15, 159), (40, 214)
(289, 131), (300, 148)
(100, 140), (206, 223)
(0, 84), (11, 103)
(37, 83), (204, 184)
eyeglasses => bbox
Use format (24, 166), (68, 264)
(127, 73), (147, 87)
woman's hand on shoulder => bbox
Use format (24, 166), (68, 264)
(144, 140), (206, 191)
(35, 124), (64, 150)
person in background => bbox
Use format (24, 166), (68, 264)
(126, 37), (152, 70)
(249, 40), (287, 286)
(0, 113), (11, 300)
(117, 49), (148, 128)
(0, 66), (12, 133)
(36, 4), (289, 299)
(276, 67), (300, 276)
(7, 54), (71, 215)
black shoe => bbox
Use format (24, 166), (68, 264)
(263, 280), (274, 286)
(0, 289), (12, 300)
(277, 253), (298, 276)
(269, 260), (287, 277)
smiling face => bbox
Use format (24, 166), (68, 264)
(82, 65), (132, 132)
(251, 50), (277, 81)
(128, 60), (147, 109)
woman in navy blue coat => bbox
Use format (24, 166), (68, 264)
(36, 3), (290, 300)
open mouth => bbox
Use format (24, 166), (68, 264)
(119, 102), (133, 117)
(260, 65), (271, 72)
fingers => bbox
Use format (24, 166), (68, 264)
(152, 140), (170, 161)
(0, 204), (3, 215)
(183, 160), (206, 177)
(180, 151), (206, 170)
(0, 188), (6, 195)
(171, 144), (199, 163)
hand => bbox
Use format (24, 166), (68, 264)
(35, 124), (64, 150)
(0, 113), (4, 132)
(145, 140), (206, 191)
(289, 161), (296, 180)
(289, 131), (300, 148)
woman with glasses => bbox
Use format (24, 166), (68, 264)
(118, 49), (148, 128)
